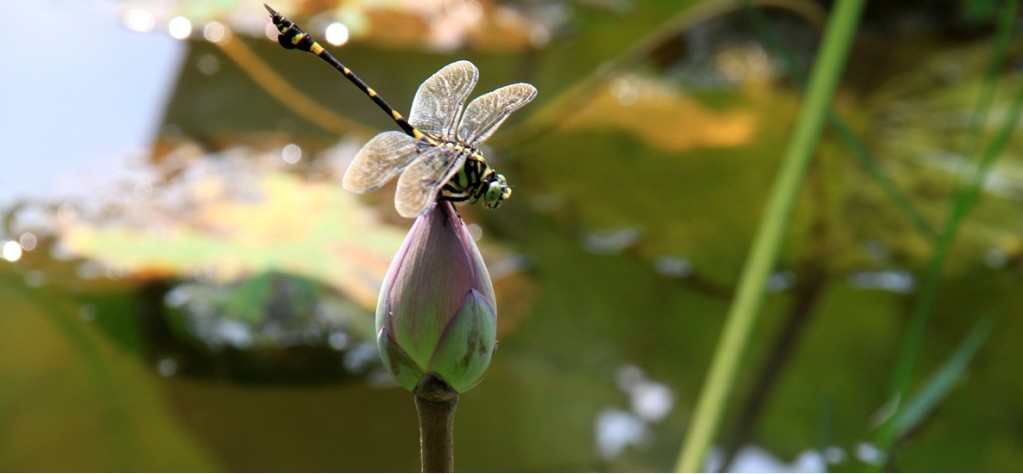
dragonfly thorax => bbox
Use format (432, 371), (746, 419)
(438, 143), (512, 210)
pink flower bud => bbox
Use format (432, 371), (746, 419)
(376, 202), (497, 392)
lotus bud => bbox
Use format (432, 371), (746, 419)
(376, 201), (498, 393)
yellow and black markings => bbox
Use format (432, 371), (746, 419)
(265, 5), (516, 213)
(265, 4), (421, 139)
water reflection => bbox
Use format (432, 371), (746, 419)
(848, 270), (915, 293)
(157, 272), (379, 382)
(0, 124), (544, 385)
(855, 442), (884, 466)
(596, 408), (652, 460)
(0, 138), (417, 383)
(583, 227), (643, 254)
(341, 341), (380, 374)
(653, 254), (693, 278)
(164, 273), (372, 350)
(766, 271), (793, 293)
(596, 364), (676, 461)
(705, 445), (834, 472)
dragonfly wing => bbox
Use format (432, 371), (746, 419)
(343, 131), (422, 193)
(409, 61), (479, 141)
(394, 146), (466, 218)
(457, 83), (537, 146)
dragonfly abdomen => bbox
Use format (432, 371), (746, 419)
(265, 4), (426, 140)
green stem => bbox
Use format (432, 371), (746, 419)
(415, 375), (459, 473)
(874, 60), (1023, 465)
(674, 0), (866, 470)
(739, 0), (937, 240)
(826, 112), (937, 240)
(963, 0), (1019, 157)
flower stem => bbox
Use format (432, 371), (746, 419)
(414, 375), (459, 473)
(674, 0), (865, 470)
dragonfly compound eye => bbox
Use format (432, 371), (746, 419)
(483, 174), (512, 209)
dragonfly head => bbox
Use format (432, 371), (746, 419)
(481, 172), (512, 209)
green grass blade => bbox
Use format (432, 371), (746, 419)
(673, 0), (866, 470)
(739, 0), (937, 240)
(873, 12), (1023, 458)
(892, 319), (993, 436)
(825, 113), (937, 239)
(874, 76), (1023, 463)
(964, 0), (1020, 156)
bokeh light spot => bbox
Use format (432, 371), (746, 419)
(282, 143), (303, 164)
(168, 16), (192, 40)
(124, 9), (155, 32)
(203, 21), (229, 44)
(2, 241), (23, 262)
(19, 232), (37, 251)
(196, 53), (220, 75)
(325, 23), (350, 46)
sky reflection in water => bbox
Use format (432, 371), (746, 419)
(1, 1), (184, 204)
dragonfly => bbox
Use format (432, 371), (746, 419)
(265, 5), (538, 218)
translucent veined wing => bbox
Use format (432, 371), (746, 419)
(409, 61), (479, 141)
(457, 83), (538, 146)
(343, 131), (422, 193)
(394, 147), (467, 218)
